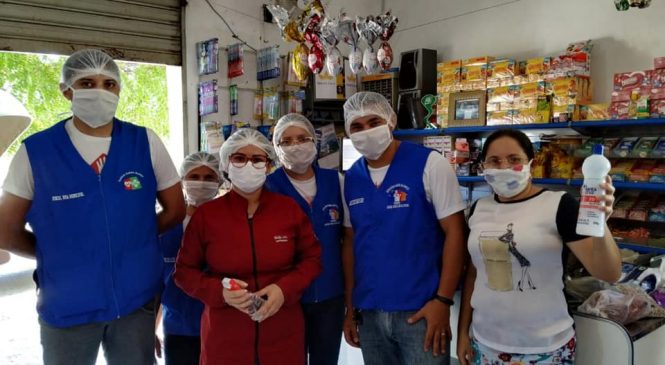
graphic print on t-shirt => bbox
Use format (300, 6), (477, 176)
(479, 223), (536, 292)
(90, 153), (107, 175)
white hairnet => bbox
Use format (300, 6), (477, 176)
(219, 128), (277, 172)
(272, 113), (317, 146)
(60, 49), (122, 91)
(179, 151), (221, 180)
(343, 91), (397, 135)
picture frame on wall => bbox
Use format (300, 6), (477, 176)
(448, 91), (486, 127)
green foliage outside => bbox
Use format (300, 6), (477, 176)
(0, 52), (169, 155)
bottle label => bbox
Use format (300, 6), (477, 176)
(577, 181), (605, 232)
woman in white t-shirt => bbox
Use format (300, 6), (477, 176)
(457, 129), (621, 365)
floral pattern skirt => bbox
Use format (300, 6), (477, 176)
(470, 336), (576, 365)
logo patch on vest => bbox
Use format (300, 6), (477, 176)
(274, 235), (290, 244)
(348, 198), (364, 207)
(118, 172), (145, 191)
(323, 204), (341, 226)
(386, 184), (410, 209)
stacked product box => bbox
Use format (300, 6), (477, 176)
(651, 57), (665, 118)
(611, 70), (652, 119)
(461, 56), (494, 91)
(486, 81), (552, 125)
(436, 60), (462, 127)
(551, 76), (592, 122)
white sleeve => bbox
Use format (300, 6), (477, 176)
(423, 152), (466, 220)
(146, 129), (181, 191)
(340, 172), (352, 228)
(1, 144), (34, 200)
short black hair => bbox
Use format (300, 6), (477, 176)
(480, 129), (535, 161)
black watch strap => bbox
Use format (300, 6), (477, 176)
(433, 294), (454, 306)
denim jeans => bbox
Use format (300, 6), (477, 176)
(357, 310), (450, 365)
(302, 295), (345, 365)
(40, 301), (156, 365)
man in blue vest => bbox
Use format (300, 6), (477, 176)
(0, 49), (185, 365)
(341, 92), (466, 365)
(266, 113), (345, 365)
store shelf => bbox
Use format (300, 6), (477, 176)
(393, 128), (444, 137)
(456, 177), (665, 191)
(617, 242), (665, 254)
(394, 118), (665, 138)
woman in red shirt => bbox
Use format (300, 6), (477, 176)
(174, 128), (322, 365)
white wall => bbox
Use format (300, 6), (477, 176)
(183, 0), (382, 154)
(384, 0), (665, 104)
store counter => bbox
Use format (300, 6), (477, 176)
(574, 311), (665, 364)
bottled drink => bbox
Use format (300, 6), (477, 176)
(576, 144), (612, 237)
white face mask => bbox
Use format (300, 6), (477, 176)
(183, 180), (219, 206)
(228, 164), (267, 193)
(277, 142), (317, 174)
(483, 162), (532, 198)
(350, 124), (393, 161)
(70, 88), (119, 128)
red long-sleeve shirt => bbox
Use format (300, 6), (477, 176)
(174, 190), (322, 365)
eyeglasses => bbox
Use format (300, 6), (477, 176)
(481, 156), (529, 169)
(278, 136), (314, 147)
(229, 154), (269, 169)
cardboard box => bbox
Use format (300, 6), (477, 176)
(551, 76), (592, 99)
(488, 59), (518, 80)
(486, 110), (513, 126)
(437, 60), (462, 71)
(552, 104), (580, 122)
(652, 69), (665, 89)
(487, 86), (519, 103)
(613, 70), (653, 91)
(525, 57), (552, 75)
(609, 101), (631, 120)
(463, 56), (495, 66)
(655, 57), (665, 70)
(651, 88), (665, 118)
(519, 81), (550, 100)
(579, 104), (609, 121)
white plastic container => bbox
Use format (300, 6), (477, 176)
(576, 144), (612, 237)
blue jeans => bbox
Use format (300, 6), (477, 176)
(357, 310), (450, 365)
(302, 295), (345, 365)
(40, 300), (156, 365)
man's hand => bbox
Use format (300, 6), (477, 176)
(343, 310), (360, 348)
(407, 300), (451, 357)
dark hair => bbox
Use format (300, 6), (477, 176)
(480, 129), (535, 161)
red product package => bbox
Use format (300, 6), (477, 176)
(655, 57), (665, 70)
(650, 88), (665, 118)
(652, 69), (665, 88)
(613, 71), (652, 91)
(610, 101), (631, 119)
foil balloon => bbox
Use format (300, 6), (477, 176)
(326, 47), (343, 76)
(267, 5), (306, 43)
(349, 47), (363, 74)
(377, 42), (393, 70)
(338, 13), (359, 49)
(356, 16), (381, 74)
(308, 43), (325, 74)
(304, 14), (322, 45)
(376, 12), (398, 70)
(362, 47), (380, 74)
(293, 43), (311, 81)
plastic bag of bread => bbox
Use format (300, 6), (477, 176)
(578, 284), (665, 324)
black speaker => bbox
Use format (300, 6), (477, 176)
(396, 91), (426, 129)
(398, 49), (437, 93)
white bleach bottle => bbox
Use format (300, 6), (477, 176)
(576, 144), (612, 237)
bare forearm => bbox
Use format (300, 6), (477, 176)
(0, 229), (36, 259)
(157, 209), (184, 234)
(438, 232), (465, 298)
(458, 264), (476, 337)
(591, 225), (621, 283)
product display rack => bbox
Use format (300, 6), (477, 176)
(394, 117), (665, 255)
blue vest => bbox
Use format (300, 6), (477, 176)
(159, 224), (203, 336)
(25, 119), (162, 328)
(266, 166), (344, 303)
(344, 142), (444, 311)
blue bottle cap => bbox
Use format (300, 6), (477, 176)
(592, 144), (604, 155)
